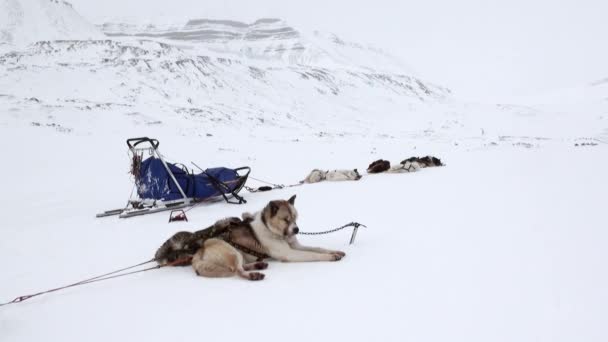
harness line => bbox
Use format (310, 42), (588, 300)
(0, 257), (190, 307)
(1, 222), (365, 307)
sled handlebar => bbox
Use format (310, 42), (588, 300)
(127, 137), (160, 150)
(234, 166), (251, 178)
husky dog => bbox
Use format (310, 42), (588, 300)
(367, 159), (391, 173)
(387, 156), (443, 173)
(191, 195), (345, 281)
(301, 169), (362, 183)
(301, 169), (327, 183)
(401, 156), (443, 167)
(326, 169), (362, 181)
(387, 160), (422, 173)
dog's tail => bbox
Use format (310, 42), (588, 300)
(154, 231), (194, 264)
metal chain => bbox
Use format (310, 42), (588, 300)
(299, 222), (366, 235)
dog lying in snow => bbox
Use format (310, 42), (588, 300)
(402, 156), (443, 167)
(367, 159), (391, 173)
(300, 169), (362, 184)
(387, 156), (443, 173)
(367, 156), (444, 173)
(156, 195), (345, 281)
(387, 160), (422, 173)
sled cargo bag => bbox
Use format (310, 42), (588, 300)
(136, 156), (249, 203)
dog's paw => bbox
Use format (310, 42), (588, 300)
(328, 252), (345, 261)
(332, 251), (346, 257)
(247, 272), (265, 281)
(253, 262), (269, 270)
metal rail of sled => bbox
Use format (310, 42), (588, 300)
(96, 193), (243, 219)
(96, 208), (126, 218)
(96, 200), (193, 219)
(119, 202), (192, 219)
(97, 197), (228, 219)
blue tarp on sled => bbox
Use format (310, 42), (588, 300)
(137, 157), (247, 201)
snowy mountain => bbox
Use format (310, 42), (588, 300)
(1, 1), (604, 145)
(100, 18), (414, 73)
(0, 7), (452, 138)
(0, 0), (102, 48)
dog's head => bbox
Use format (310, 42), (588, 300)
(431, 156), (443, 166)
(418, 156), (443, 167)
(262, 195), (299, 237)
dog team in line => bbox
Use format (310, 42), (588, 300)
(155, 156), (443, 281)
(300, 155), (443, 183)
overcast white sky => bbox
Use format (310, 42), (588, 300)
(70, 0), (608, 101)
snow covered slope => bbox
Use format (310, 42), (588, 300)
(0, 9), (452, 138)
(100, 18), (413, 73)
(0, 0), (102, 49)
(0, 39), (449, 139)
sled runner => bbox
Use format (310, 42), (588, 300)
(96, 137), (250, 219)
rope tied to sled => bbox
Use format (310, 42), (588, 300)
(0, 257), (191, 307)
(245, 176), (302, 193)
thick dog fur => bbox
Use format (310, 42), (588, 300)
(401, 156), (443, 167)
(301, 169), (327, 183)
(301, 169), (361, 183)
(191, 195), (345, 281)
(369, 156), (444, 174)
(154, 217), (242, 265)
(367, 159), (391, 173)
(387, 160), (422, 173)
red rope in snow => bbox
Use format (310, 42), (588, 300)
(0, 257), (192, 307)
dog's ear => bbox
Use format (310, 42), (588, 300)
(269, 201), (279, 217)
(288, 194), (296, 205)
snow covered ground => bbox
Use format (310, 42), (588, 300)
(1, 1), (608, 341)
(1, 113), (607, 342)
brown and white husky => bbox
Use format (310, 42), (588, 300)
(191, 195), (345, 281)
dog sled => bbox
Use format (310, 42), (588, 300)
(96, 137), (250, 219)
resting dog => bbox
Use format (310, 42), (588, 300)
(158, 195), (345, 281)
(367, 159), (391, 173)
(386, 156), (444, 173)
(301, 169), (362, 183)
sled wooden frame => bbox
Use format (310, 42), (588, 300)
(96, 137), (250, 219)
